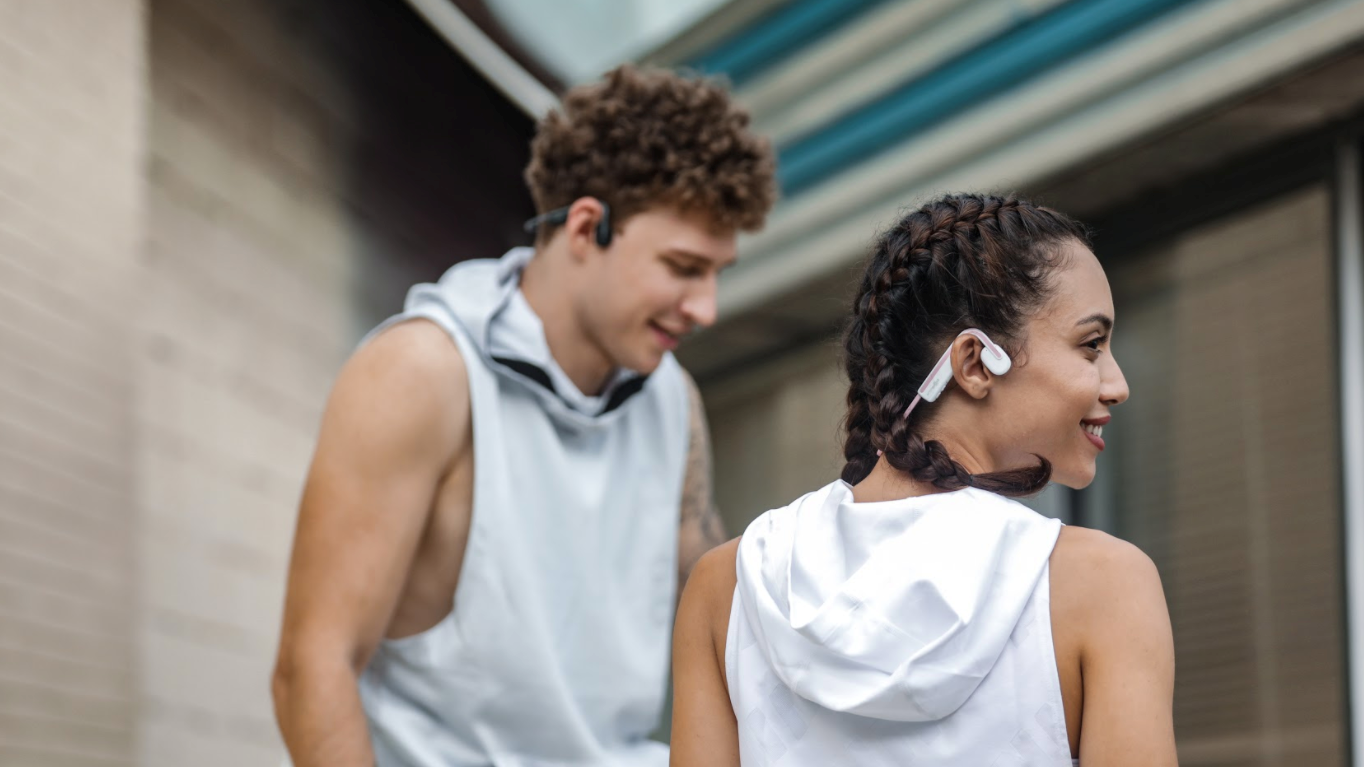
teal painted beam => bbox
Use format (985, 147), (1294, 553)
(687, 0), (894, 85)
(778, 0), (1205, 195)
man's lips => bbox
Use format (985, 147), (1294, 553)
(650, 321), (685, 350)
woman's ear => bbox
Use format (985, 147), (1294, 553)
(951, 335), (993, 400)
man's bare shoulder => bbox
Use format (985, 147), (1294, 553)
(678, 365), (707, 438)
(342, 319), (467, 401)
(323, 318), (471, 463)
(354, 318), (465, 378)
(679, 365), (702, 400)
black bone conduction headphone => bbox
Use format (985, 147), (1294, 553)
(522, 199), (613, 248)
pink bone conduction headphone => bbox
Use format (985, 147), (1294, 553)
(877, 328), (1012, 456)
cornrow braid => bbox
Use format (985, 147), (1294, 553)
(839, 194), (1089, 496)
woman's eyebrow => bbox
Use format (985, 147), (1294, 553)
(1075, 313), (1113, 332)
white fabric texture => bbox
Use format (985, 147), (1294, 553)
(728, 480), (1076, 766)
(352, 249), (690, 766)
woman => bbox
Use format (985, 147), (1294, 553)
(670, 194), (1176, 766)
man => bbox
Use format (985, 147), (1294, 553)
(271, 65), (776, 766)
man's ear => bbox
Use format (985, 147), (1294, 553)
(951, 334), (993, 400)
(564, 197), (608, 261)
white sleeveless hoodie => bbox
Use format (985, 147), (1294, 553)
(353, 248), (689, 766)
(728, 480), (1077, 766)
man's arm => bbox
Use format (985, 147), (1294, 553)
(272, 320), (470, 767)
(677, 372), (728, 594)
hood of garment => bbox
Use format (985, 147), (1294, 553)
(374, 247), (656, 430)
(735, 480), (1062, 722)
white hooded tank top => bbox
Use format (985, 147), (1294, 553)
(352, 249), (689, 767)
(727, 480), (1076, 766)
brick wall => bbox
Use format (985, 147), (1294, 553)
(0, 1), (146, 765)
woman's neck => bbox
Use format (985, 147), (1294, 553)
(851, 433), (991, 503)
(852, 459), (944, 503)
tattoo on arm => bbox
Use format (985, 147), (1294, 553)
(678, 373), (727, 588)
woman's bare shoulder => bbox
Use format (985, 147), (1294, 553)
(1050, 528), (1176, 763)
(1049, 525), (1169, 650)
(688, 538), (741, 609)
(1051, 526), (1160, 587)
(683, 538), (742, 647)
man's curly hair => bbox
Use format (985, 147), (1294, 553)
(525, 64), (777, 236)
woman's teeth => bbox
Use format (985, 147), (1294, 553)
(1082, 423), (1104, 438)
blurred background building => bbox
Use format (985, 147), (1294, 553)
(2, 0), (1364, 765)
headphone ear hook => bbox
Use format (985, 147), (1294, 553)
(595, 202), (613, 248)
(901, 328), (1012, 420)
(522, 199), (613, 249)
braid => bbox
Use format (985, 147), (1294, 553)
(839, 193), (1084, 497)
(839, 389), (877, 484)
(840, 312), (878, 483)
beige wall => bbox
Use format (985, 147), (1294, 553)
(137, 0), (385, 763)
(0, 1), (146, 765)
(136, 0), (520, 759)
(2, 0), (454, 763)
(702, 344), (848, 533)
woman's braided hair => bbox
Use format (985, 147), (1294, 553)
(841, 193), (1090, 496)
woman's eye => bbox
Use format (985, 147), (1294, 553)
(1085, 337), (1107, 352)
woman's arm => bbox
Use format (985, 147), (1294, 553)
(1056, 527), (1178, 766)
(670, 539), (742, 767)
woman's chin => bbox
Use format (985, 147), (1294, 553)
(1051, 462), (1096, 491)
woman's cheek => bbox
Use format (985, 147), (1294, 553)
(1061, 361), (1101, 408)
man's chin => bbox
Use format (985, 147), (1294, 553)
(622, 347), (666, 375)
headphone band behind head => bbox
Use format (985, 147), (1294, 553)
(523, 199), (612, 247)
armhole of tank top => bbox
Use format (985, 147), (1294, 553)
(723, 584), (742, 712)
(437, 317), (492, 621)
(375, 310), (491, 656)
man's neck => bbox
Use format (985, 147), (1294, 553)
(519, 245), (616, 396)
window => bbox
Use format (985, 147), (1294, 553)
(1092, 186), (1346, 766)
